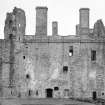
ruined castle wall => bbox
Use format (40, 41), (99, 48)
(13, 41), (64, 98)
(2, 6), (105, 99)
(62, 40), (105, 98)
(63, 42), (82, 98)
(2, 40), (11, 97)
(2, 39), (24, 98)
(76, 41), (105, 98)
(6, 37), (100, 99)
(1, 36), (105, 99)
(13, 7), (26, 41)
(4, 7), (26, 41)
(2, 7), (26, 98)
(0, 39), (3, 97)
(11, 37), (71, 98)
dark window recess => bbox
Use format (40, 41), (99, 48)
(12, 27), (17, 31)
(102, 93), (104, 96)
(92, 91), (97, 100)
(9, 34), (13, 39)
(23, 56), (25, 59)
(9, 20), (12, 24)
(91, 50), (96, 61)
(46, 88), (53, 98)
(36, 90), (38, 96)
(26, 74), (30, 79)
(18, 92), (21, 97)
(54, 87), (59, 91)
(26, 46), (28, 48)
(28, 89), (32, 96)
(64, 89), (69, 97)
(63, 66), (68, 73)
(69, 46), (73, 56)
(9, 20), (13, 29)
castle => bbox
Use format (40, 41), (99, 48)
(0, 6), (105, 99)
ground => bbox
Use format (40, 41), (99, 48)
(0, 98), (96, 105)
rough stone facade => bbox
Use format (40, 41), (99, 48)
(0, 6), (105, 99)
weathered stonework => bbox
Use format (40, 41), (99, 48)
(0, 6), (105, 100)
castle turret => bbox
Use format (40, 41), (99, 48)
(35, 6), (48, 36)
(4, 7), (26, 40)
(79, 8), (89, 35)
(52, 21), (58, 36)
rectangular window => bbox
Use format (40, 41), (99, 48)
(36, 90), (38, 96)
(91, 50), (96, 61)
(23, 56), (25, 59)
(63, 66), (68, 73)
(69, 46), (73, 56)
(28, 89), (32, 96)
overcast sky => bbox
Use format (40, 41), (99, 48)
(0, 0), (105, 38)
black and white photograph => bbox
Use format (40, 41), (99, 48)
(0, 0), (105, 105)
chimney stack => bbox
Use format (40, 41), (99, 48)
(79, 8), (89, 35)
(52, 21), (58, 35)
(35, 7), (48, 36)
(76, 24), (80, 35)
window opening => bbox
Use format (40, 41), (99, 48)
(54, 87), (59, 91)
(92, 91), (97, 100)
(23, 56), (25, 59)
(28, 89), (32, 96)
(102, 92), (104, 96)
(26, 74), (30, 79)
(91, 50), (96, 61)
(63, 66), (68, 73)
(36, 90), (38, 96)
(69, 46), (73, 56)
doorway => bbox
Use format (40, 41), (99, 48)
(92, 91), (97, 100)
(64, 89), (69, 98)
(46, 88), (53, 98)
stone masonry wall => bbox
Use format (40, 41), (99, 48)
(2, 6), (105, 99)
